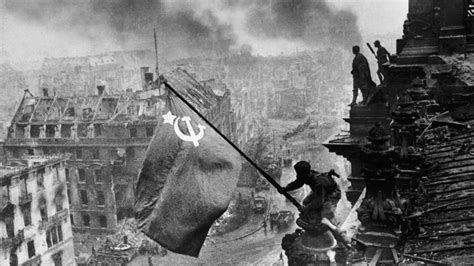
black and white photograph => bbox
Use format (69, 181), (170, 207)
(0, 0), (473, 265)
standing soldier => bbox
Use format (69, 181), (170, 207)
(350, 45), (374, 106)
(374, 40), (391, 84)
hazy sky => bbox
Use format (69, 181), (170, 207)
(329, 0), (408, 54)
(330, 0), (408, 38)
(0, 0), (409, 63)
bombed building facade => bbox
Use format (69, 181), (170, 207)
(0, 155), (74, 266)
(3, 68), (235, 256)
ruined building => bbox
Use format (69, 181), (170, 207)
(3, 68), (235, 250)
(322, 0), (474, 263)
(0, 155), (74, 266)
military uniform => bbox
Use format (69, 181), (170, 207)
(351, 52), (374, 105)
(376, 45), (390, 84)
(284, 170), (339, 223)
(282, 161), (351, 248)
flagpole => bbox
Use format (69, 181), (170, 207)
(163, 81), (302, 209)
(154, 28), (159, 76)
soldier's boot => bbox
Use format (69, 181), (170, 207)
(377, 70), (384, 85)
(348, 90), (358, 106)
(332, 228), (352, 249)
(361, 88), (368, 105)
(321, 218), (351, 249)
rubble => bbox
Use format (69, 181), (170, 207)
(89, 218), (166, 265)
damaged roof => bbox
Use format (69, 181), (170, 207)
(405, 125), (474, 262)
(164, 68), (224, 113)
(12, 93), (164, 125)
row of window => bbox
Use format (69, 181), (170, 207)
(19, 200), (63, 229)
(25, 231), (63, 265)
(25, 226), (63, 257)
(11, 146), (138, 162)
(67, 168), (110, 186)
(46, 224), (63, 248)
(72, 168), (105, 184)
(14, 124), (155, 139)
(18, 170), (64, 228)
(36, 164), (62, 188)
(78, 189), (106, 206)
(27, 195), (64, 224)
(17, 164), (62, 194)
(72, 147), (135, 161)
(71, 213), (108, 228)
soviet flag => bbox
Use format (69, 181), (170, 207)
(134, 69), (241, 257)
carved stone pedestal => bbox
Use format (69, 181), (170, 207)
(349, 123), (404, 264)
(282, 216), (345, 265)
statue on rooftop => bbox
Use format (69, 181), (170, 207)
(39, 125), (46, 138)
(87, 124), (95, 138)
(403, 12), (436, 39)
(8, 125), (15, 138)
(71, 123), (78, 140)
(54, 125), (61, 138)
(24, 125), (31, 139)
(403, 13), (414, 39)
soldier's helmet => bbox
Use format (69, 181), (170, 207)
(352, 45), (360, 54)
(294, 161), (311, 177)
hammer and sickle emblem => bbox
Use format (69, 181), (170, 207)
(173, 116), (206, 147)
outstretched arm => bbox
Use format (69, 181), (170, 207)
(285, 178), (304, 192)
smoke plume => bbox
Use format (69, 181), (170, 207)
(2, 0), (361, 63)
(244, 0), (361, 49)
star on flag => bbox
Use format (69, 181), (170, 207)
(162, 111), (176, 125)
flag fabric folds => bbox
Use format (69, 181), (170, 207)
(134, 69), (241, 257)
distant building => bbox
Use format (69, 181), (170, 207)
(0, 155), (74, 266)
(273, 88), (308, 119)
(38, 50), (155, 97)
